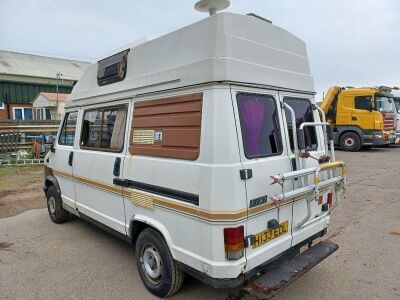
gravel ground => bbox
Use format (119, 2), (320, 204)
(1, 148), (400, 299)
(0, 165), (45, 219)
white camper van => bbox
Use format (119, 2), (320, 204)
(43, 11), (346, 298)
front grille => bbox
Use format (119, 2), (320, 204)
(383, 112), (395, 130)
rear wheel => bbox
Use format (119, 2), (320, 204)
(339, 132), (361, 152)
(135, 228), (184, 298)
(46, 185), (69, 223)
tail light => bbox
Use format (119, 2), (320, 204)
(223, 226), (244, 260)
(327, 192), (334, 208)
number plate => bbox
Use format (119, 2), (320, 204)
(252, 221), (289, 249)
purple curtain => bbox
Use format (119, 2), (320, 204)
(238, 96), (265, 156)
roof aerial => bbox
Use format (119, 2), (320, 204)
(194, 0), (230, 15)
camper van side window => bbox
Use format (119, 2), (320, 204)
(58, 112), (78, 146)
(81, 106), (127, 152)
(237, 93), (283, 158)
(284, 97), (318, 151)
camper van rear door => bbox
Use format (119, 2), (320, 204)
(97, 49), (130, 86)
(232, 89), (294, 270)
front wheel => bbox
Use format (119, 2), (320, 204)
(135, 228), (185, 298)
(46, 185), (69, 223)
(339, 132), (361, 152)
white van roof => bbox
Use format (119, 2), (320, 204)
(68, 12), (314, 107)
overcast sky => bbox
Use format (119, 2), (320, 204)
(1, 0), (399, 99)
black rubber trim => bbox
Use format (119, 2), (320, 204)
(113, 178), (199, 206)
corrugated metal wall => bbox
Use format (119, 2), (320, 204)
(0, 81), (72, 104)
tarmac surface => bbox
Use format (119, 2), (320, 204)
(1, 147), (400, 299)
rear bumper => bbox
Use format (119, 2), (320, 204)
(179, 229), (328, 289)
(242, 240), (338, 299)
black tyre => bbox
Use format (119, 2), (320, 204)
(361, 145), (372, 150)
(339, 132), (361, 151)
(46, 185), (69, 224)
(135, 228), (185, 298)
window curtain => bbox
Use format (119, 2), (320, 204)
(237, 96), (266, 157)
(110, 109), (127, 150)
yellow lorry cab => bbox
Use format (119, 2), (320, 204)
(321, 86), (396, 151)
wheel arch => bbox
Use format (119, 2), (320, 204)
(129, 215), (176, 259)
(43, 175), (61, 195)
(337, 126), (363, 142)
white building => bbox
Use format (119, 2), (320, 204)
(32, 92), (69, 120)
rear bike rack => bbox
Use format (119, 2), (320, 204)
(270, 161), (346, 229)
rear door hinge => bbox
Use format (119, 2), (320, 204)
(240, 169), (253, 180)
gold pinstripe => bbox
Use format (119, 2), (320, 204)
(50, 167), (329, 222)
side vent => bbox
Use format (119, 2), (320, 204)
(97, 49), (130, 86)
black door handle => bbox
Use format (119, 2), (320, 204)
(113, 157), (121, 177)
(352, 116), (357, 121)
(68, 152), (74, 166)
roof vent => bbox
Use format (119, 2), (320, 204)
(195, 0), (230, 16)
(97, 49), (130, 86)
(247, 13), (272, 24)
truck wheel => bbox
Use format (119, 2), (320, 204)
(361, 145), (372, 150)
(339, 132), (361, 151)
(46, 185), (69, 224)
(135, 228), (184, 298)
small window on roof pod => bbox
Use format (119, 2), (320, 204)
(97, 49), (130, 86)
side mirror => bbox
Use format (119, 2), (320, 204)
(50, 141), (55, 153)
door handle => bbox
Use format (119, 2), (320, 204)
(113, 157), (121, 177)
(68, 152), (74, 166)
(352, 116), (358, 121)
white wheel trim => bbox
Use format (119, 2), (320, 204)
(141, 243), (163, 284)
(344, 137), (355, 147)
(48, 196), (56, 214)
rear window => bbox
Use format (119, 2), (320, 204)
(284, 97), (318, 150)
(237, 93), (283, 158)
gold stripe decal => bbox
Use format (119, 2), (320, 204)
(50, 167), (325, 222)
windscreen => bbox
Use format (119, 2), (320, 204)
(393, 98), (400, 113)
(375, 95), (395, 112)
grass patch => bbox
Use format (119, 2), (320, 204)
(0, 165), (42, 177)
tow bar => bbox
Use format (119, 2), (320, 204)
(241, 241), (338, 299)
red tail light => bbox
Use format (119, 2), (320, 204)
(327, 192), (333, 208)
(224, 226), (244, 260)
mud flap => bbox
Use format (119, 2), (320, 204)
(242, 241), (338, 299)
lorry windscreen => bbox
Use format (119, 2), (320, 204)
(393, 98), (400, 113)
(375, 95), (395, 113)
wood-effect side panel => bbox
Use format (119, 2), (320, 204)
(129, 93), (203, 160)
